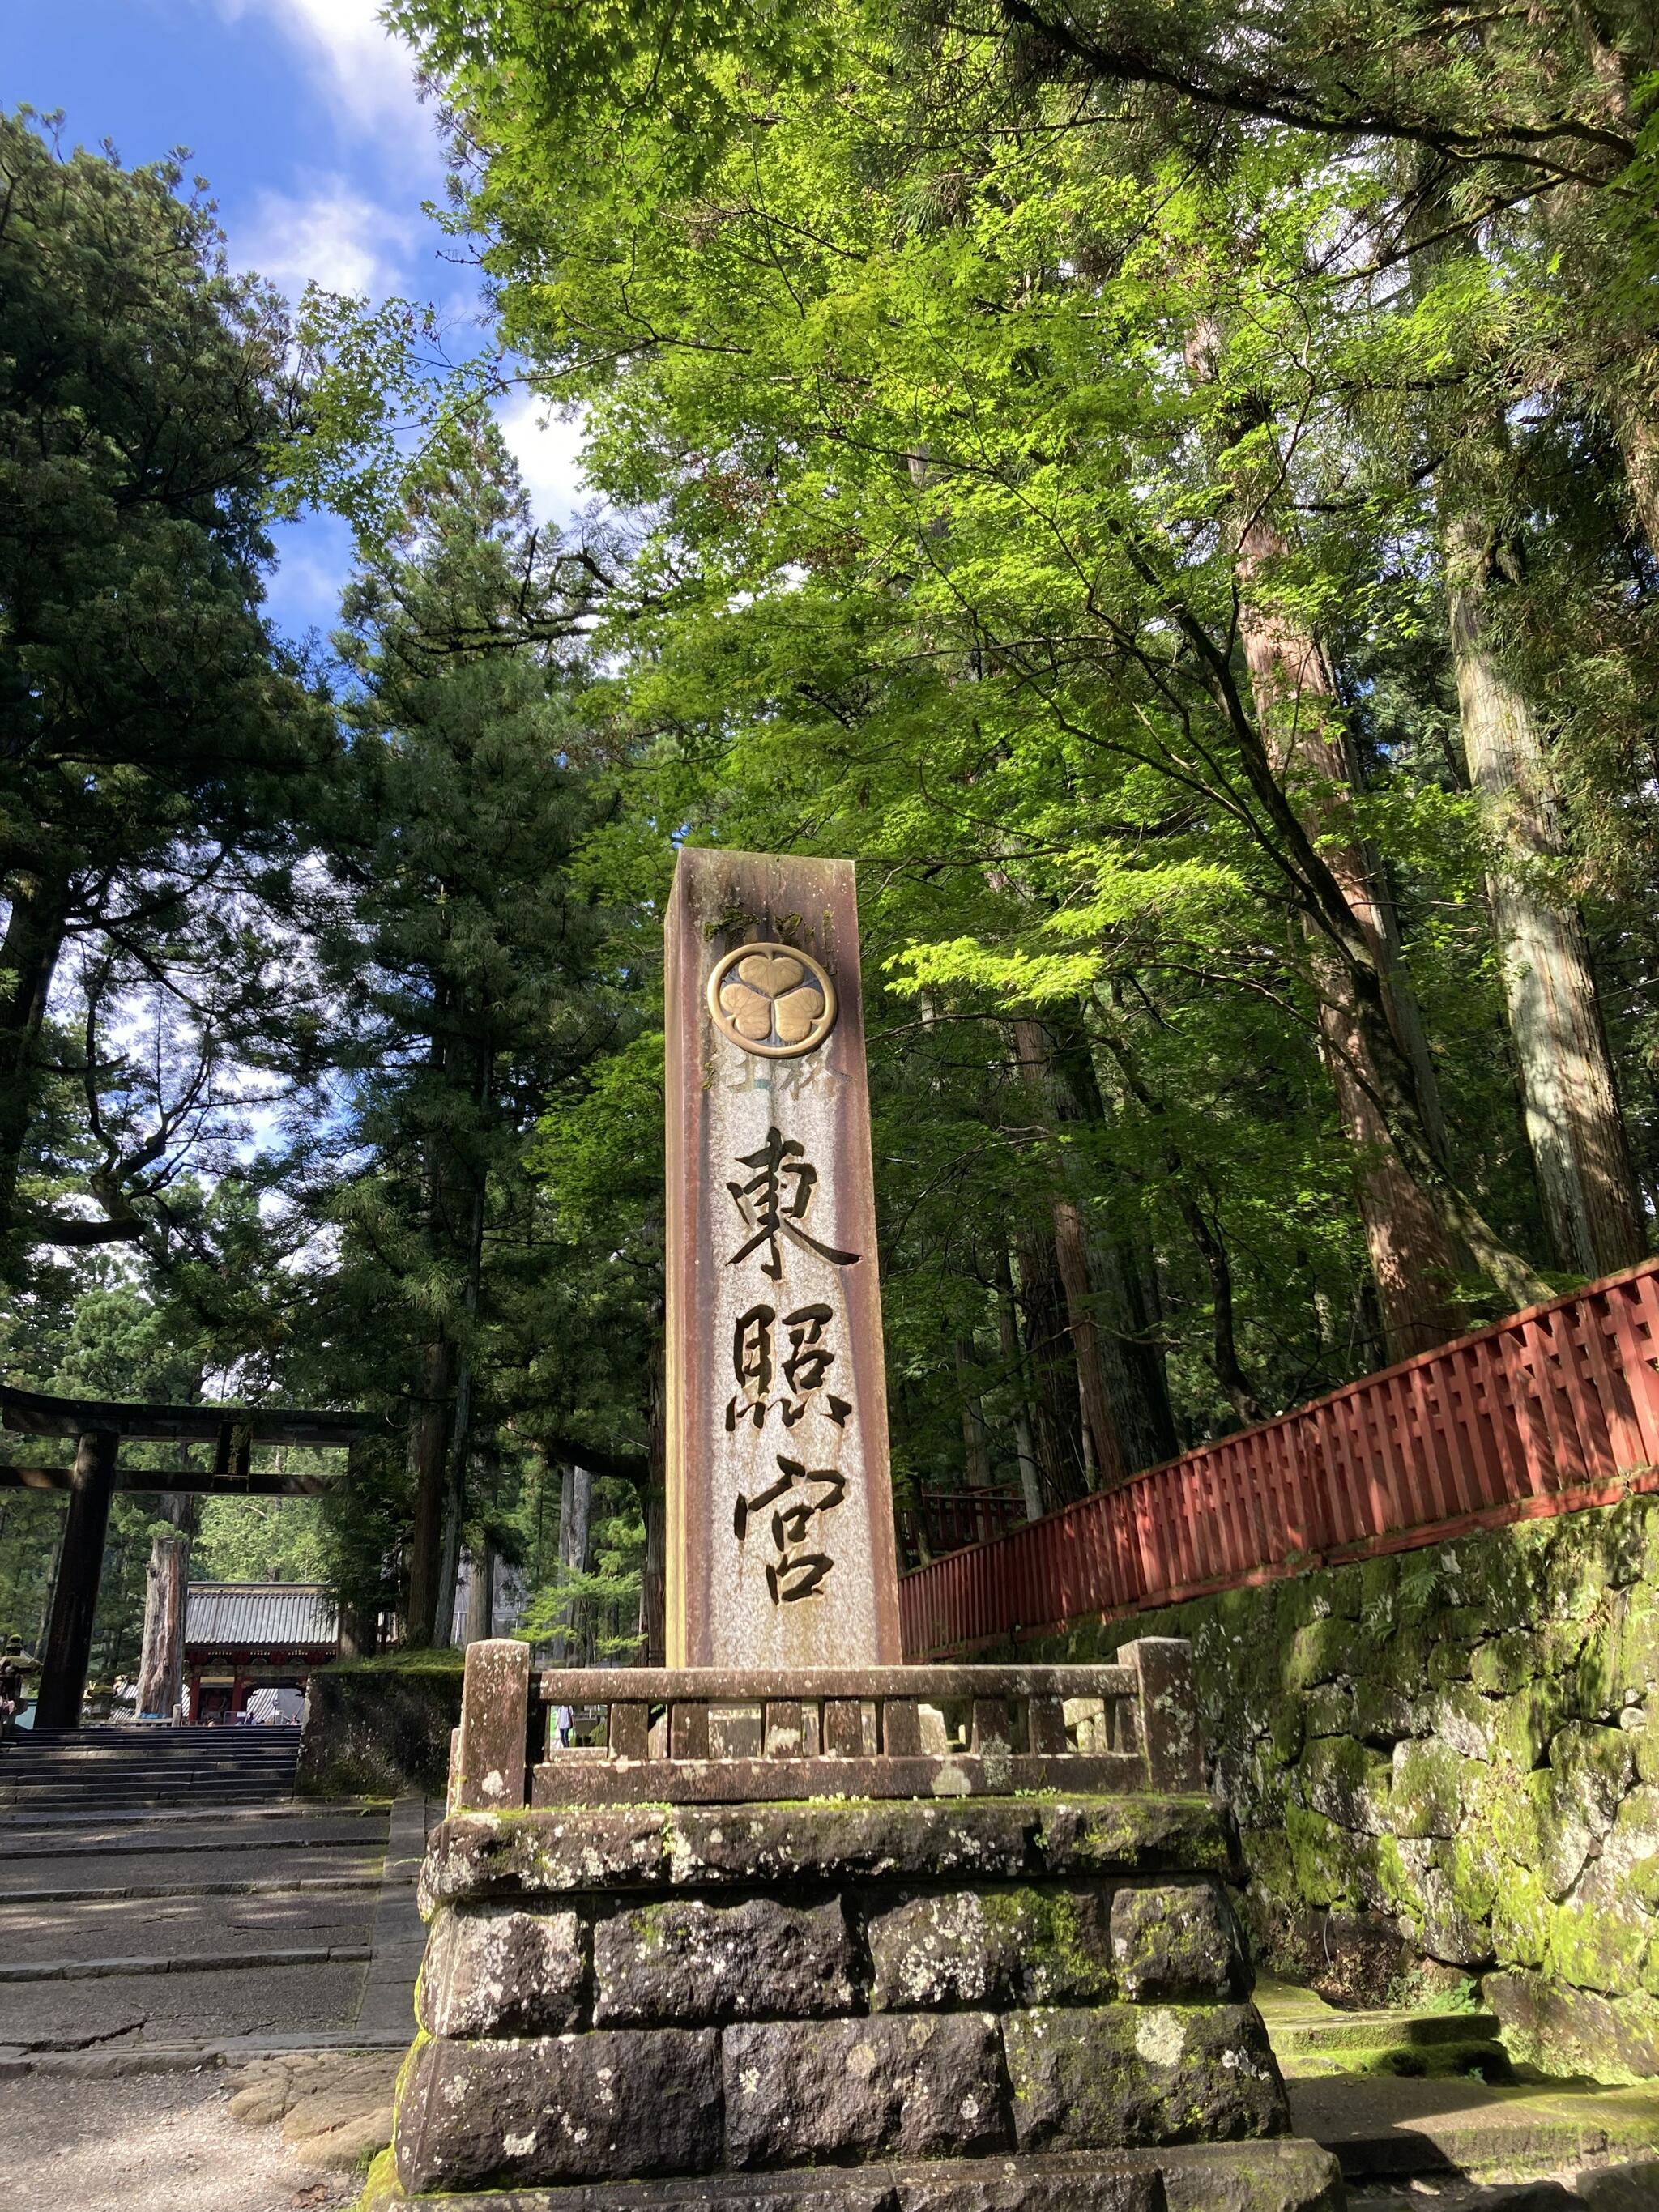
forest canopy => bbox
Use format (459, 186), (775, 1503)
(3, 0), (1657, 1668)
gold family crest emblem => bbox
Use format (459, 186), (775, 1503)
(707, 943), (838, 1059)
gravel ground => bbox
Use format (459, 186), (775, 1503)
(0, 2069), (360, 2212)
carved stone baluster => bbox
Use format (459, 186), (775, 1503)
(823, 1697), (862, 1756)
(1027, 1694), (1068, 1755)
(970, 1698), (1010, 1754)
(881, 1697), (922, 1756)
(764, 1699), (804, 1757)
(609, 1702), (650, 1761)
(670, 1700), (710, 1759)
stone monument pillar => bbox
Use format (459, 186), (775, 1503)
(373, 846), (1344, 2212)
(664, 848), (902, 1669)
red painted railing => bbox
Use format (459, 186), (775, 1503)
(898, 1486), (1027, 1566)
(900, 1259), (1659, 1658)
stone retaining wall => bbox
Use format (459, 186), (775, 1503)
(1022, 1493), (1659, 2082)
(296, 1658), (463, 1797)
(376, 1795), (1343, 2212)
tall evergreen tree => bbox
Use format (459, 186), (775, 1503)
(313, 422), (631, 1643)
(0, 112), (328, 1272)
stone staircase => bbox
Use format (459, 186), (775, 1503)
(1258, 1976), (1512, 2082)
(0, 1724), (302, 1813)
(1256, 1979), (1659, 2201)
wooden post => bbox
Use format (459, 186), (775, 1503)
(36, 1429), (119, 1728)
(664, 850), (902, 1669)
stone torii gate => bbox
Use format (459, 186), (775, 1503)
(0, 1383), (373, 1728)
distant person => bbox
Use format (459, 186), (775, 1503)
(555, 1702), (573, 1748)
(0, 1635), (28, 1733)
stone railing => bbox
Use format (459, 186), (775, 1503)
(447, 1639), (1204, 1812)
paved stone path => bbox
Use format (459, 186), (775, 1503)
(0, 1785), (426, 2206)
(0, 1797), (423, 2061)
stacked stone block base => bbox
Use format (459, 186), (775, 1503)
(366, 2142), (1345, 2212)
(373, 1796), (1344, 2212)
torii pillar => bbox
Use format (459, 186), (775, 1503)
(34, 1429), (118, 1728)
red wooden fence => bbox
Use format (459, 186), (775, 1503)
(899, 1487), (1027, 1565)
(900, 1259), (1659, 1659)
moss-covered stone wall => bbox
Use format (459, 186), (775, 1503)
(1023, 1493), (1659, 2083)
(296, 1652), (464, 1797)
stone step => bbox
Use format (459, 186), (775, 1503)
(360, 2141), (1347, 2212)
(1287, 2076), (1659, 2182)
(0, 1950), (370, 2045)
(0, 1820), (387, 1857)
(2, 1771), (300, 1788)
(2, 1741), (298, 1760)
(1, 1771), (296, 1788)
(0, 1885), (378, 1968)
(1347, 2163), (1659, 2211)
(0, 1941), (374, 1984)
(1, 1749), (301, 1768)
(1270, 2006), (1504, 2053)
(1277, 2042), (1512, 2085)
(0, 1801), (386, 1831)
(6, 1729), (301, 1744)
(4, 1872), (387, 1904)
(1257, 1979), (1512, 2080)
(2, 1749), (299, 1767)
(0, 1788), (298, 1812)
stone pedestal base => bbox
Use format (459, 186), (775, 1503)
(364, 2140), (1343, 2212)
(382, 1794), (1343, 2212)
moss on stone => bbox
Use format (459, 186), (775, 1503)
(1444, 1831), (1500, 1925)
(1287, 1617), (1366, 1692)
(1389, 1739), (1462, 1840)
(1546, 1895), (1653, 2000)
(1374, 1834), (1422, 1917)
(1267, 1698), (1306, 1768)
(1616, 1586), (1659, 1703)
(1427, 1642), (1473, 1689)
(1497, 1677), (1576, 1771)
(1359, 1554), (1398, 1613)
(1490, 1865), (1553, 1969)
(1043, 1494), (1659, 2069)
(1431, 1683), (1499, 1762)
(1285, 1805), (1375, 1910)
(1469, 1629), (1540, 1696)
(1325, 1565), (1364, 1620)
(1348, 1669), (1418, 1750)
(1297, 1734), (1391, 1835)
(1635, 1707), (1659, 1788)
(1301, 1685), (1354, 1740)
(1550, 1721), (1636, 1835)
(1457, 1532), (1543, 1623)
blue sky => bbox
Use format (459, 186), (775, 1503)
(3, 0), (587, 640)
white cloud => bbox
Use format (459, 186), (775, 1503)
(237, 179), (415, 302)
(498, 391), (595, 531)
(215, 0), (429, 151)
